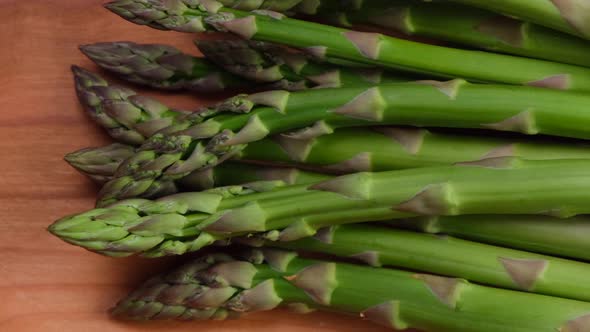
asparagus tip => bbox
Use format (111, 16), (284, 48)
(71, 65), (106, 88)
(78, 42), (121, 58)
(47, 203), (165, 254)
(63, 151), (77, 164)
(103, 0), (158, 28)
(63, 144), (137, 180)
(70, 64), (84, 75)
(103, 1), (122, 14)
(78, 43), (92, 54)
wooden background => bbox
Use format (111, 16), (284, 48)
(0, 1), (393, 331)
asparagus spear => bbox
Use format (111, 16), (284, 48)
(99, 80), (590, 203)
(79, 41), (248, 91)
(67, 140), (590, 260)
(65, 143), (330, 186)
(72, 66), (259, 145)
(50, 158), (590, 257)
(74, 61), (412, 148)
(241, 127), (590, 171)
(112, 249), (590, 332)
(105, 0), (590, 91)
(261, 223), (590, 302)
(178, 162), (330, 190)
(68, 125), (590, 184)
(66, 145), (590, 262)
(388, 215), (590, 261)
(301, 0), (590, 68)
(196, 39), (409, 89)
(83, 40), (410, 92)
(448, 0), (590, 40)
(69, 157), (590, 265)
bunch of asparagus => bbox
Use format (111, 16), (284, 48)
(50, 0), (590, 331)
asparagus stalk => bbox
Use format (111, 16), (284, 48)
(81, 41), (406, 92)
(196, 39), (409, 89)
(388, 215), (590, 261)
(68, 125), (590, 184)
(301, 0), (590, 68)
(66, 145), (590, 262)
(261, 223), (590, 302)
(65, 143), (330, 186)
(241, 127), (590, 172)
(69, 145), (590, 263)
(112, 249), (590, 332)
(50, 158), (590, 257)
(178, 162), (330, 190)
(79, 41), (248, 91)
(74, 61), (411, 148)
(72, 66), (259, 145)
(99, 81), (590, 203)
(448, 0), (590, 40)
(105, 0), (590, 91)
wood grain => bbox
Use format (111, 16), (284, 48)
(0, 1), (392, 331)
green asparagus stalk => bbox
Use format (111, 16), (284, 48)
(112, 249), (590, 332)
(69, 133), (590, 258)
(65, 143), (330, 186)
(241, 127), (590, 172)
(65, 143), (136, 184)
(105, 0), (590, 91)
(67, 142), (590, 261)
(387, 215), (590, 261)
(178, 162), (330, 190)
(68, 125), (590, 184)
(301, 0), (590, 68)
(196, 39), (409, 89)
(79, 41), (248, 91)
(72, 66), (259, 145)
(66, 144), (590, 262)
(447, 0), (590, 40)
(82, 40), (410, 93)
(50, 158), (590, 257)
(74, 60), (411, 148)
(260, 223), (590, 302)
(99, 81), (590, 203)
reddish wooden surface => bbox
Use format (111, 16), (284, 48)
(0, 1), (393, 331)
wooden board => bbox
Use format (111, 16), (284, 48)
(0, 1), (395, 331)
